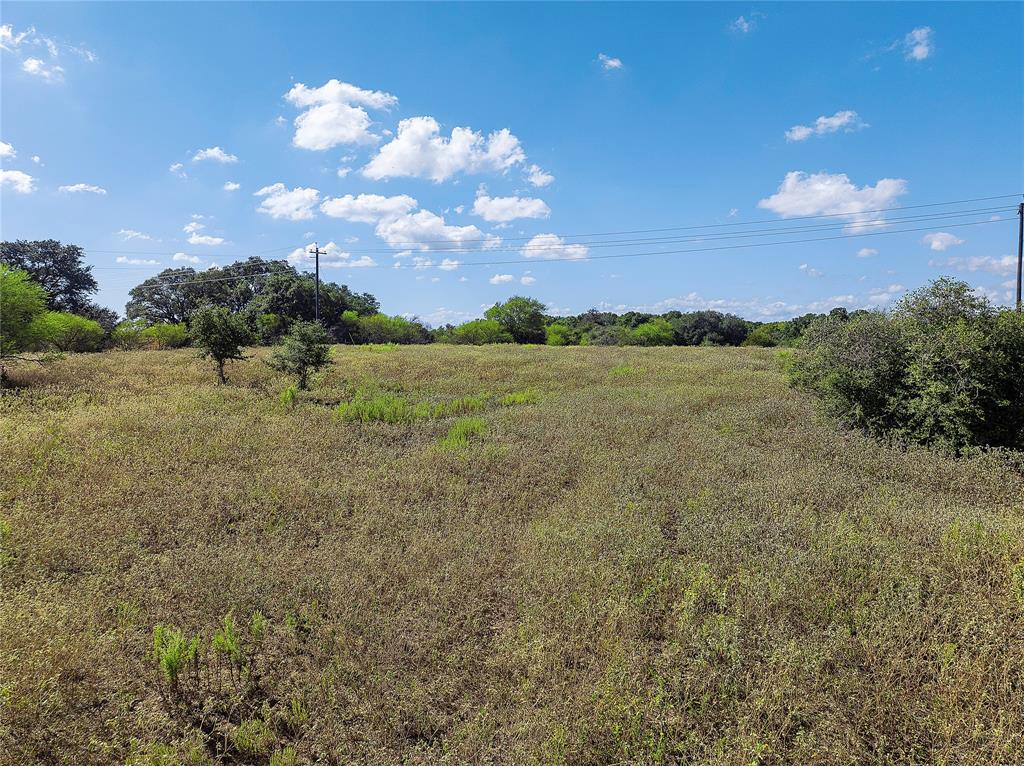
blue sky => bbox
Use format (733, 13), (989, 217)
(2, 2), (1021, 324)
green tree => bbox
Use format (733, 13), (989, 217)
(28, 312), (105, 352)
(484, 296), (547, 343)
(0, 265), (48, 382)
(0, 240), (98, 313)
(190, 307), (253, 384)
(126, 267), (203, 325)
(267, 321), (332, 390)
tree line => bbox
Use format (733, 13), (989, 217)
(1, 240), (842, 358)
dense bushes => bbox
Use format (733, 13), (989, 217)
(140, 323), (189, 349)
(437, 319), (514, 345)
(347, 312), (431, 345)
(28, 312), (105, 352)
(791, 278), (1024, 452)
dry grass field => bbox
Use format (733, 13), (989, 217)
(2, 345), (1023, 766)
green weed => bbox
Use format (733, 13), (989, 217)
(152, 625), (199, 686)
(233, 718), (274, 755)
(499, 389), (540, 406)
(279, 384), (299, 409)
(438, 417), (487, 450)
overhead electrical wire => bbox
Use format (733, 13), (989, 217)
(95, 214), (1012, 288)
(80, 193), (1021, 260)
(88, 204), (1014, 269)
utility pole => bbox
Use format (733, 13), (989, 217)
(309, 243), (323, 322)
(1017, 202), (1023, 313)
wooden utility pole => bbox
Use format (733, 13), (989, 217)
(1017, 202), (1023, 313)
(309, 243), (323, 322)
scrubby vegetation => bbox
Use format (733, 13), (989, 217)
(791, 278), (1024, 452)
(2, 344), (1023, 764)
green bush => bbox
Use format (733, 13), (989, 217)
(255, 313), (287, 345)
(545, 322), (574, 346)
(354, 313), (430, 344)
(28, 311), (105, 352)
(111, 319), (148, 350)
(625, 318), (675, 346)
(268, 321), (332, 390)
(790, 278), (1024, 452)
(141, 322), (189, 349)
(438, 319), (513, 345)
(0, 265), (47, 366)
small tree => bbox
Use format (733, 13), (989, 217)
(140, 322), (189, 349)
(484, 296), (547, 343)
(1, 265), (49, 384)
(268, 320), (331, 390)
(190, 306), (252, 383)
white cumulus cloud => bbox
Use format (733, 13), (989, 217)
(287, 240), (376, 269)
(363, 116), (526, 182)
(921, 232), (964, 251)
(525, 164), (554, 187)
(856, 248), (878, 258)
(489, 274), (515, 284)
(785, 110), (867, 142)
(472, 188), (550, 223)
(439, 258), (460, 271)
(118, 229), (152, 241)
(254, 182), (320, 221)
(59, 183), (106, 194)
(285, 79), (397, 151)
(0, 141), (14, 158)
(0, 169), (35, 193)
(521, 233), (589, 260)
(173, 252), (202, 264)
(169, 162), (187, 179)
(223, 181), (240, 191)
(192, 146), (238, 163)
(320, 193), (418, 223)
(757, 171), (907, 229)
(597, 53), (623, 70)
(520, 275), (536, 286)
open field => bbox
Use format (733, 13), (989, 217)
(2, 345), (1023, 765)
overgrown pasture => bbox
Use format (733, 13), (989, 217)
(1, 346), (1023, 765)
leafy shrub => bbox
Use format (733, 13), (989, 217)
(438, 417), (487, 449)
(585, 325), (628, 346)
(141, 322), (189, 349)
(545, 322), (574, 346)
(438, 319), (513, 345)
(111, 319), (148, 350)
(268, 321), (332, 390)
(626, 318), (675, 346)
(270, 747), (298, 766)
(790, 278), (1024, 452)
(354, 313), (431, 344)
(0, 265), (47, 364)
(28, 311), (105, 352)
(191, 307), (253, 384)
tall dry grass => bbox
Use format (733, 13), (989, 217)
(1, 345), (1022, 765)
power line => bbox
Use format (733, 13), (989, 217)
(77, 193), (1022, 257)
(87, 205), (1012, 268)
(101, 215), (1010, 287)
